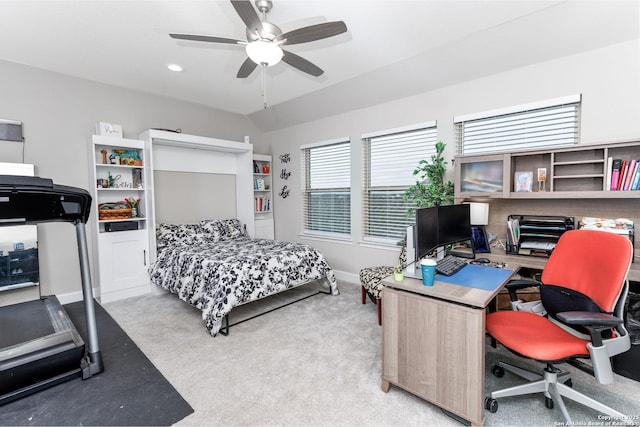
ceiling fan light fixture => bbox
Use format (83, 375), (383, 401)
(245, 40), (283, 66)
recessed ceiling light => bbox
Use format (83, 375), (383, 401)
(167, 64), (183, 72)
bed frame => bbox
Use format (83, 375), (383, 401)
(218, 283), (332, 336)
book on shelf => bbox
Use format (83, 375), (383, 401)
(254, 197), (271, 212)
(631, 163), (640, 190)
(623, 159), (638, 191)
(610, 158), (622, 190)
(608, 158), (640, 191)
(618, 160), (628, 190)
(606, 157), (613, 191)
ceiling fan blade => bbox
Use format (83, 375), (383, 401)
(282, 50), (324, 77)
(170, 33), (245, 45)
(237, 57), (258, 78)
(277, 21), (347, 45)
(230, 0), (264, 35)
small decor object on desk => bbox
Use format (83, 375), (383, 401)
(471, 225), (491, 253)
(125, 197), (141, 218)
(393, 265), (404, 282)
(514, 171), (533, 192)
(537, 167), (547, 192)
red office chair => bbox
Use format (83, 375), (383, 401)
(485, 229), (633, 424)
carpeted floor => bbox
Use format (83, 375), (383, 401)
(101, 280), (640, 426)
(0, 299), (193, 426)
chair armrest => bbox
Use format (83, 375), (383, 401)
(557, 311), (624, 347)
(505, 279), (541, 302)
(557, 311), (623, 327)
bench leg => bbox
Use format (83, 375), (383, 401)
(377, 299), (382, 325)
(362, 286), (366, 304)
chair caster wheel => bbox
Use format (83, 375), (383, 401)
(491, 365), (505, 378)
(485, 397), (498, 413)
(545, 397), (554, 409)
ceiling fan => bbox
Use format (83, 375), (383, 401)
(170, 0), (348, 79)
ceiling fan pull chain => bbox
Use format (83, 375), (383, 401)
(261, 64), (268, 109)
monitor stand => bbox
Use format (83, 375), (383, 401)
(447, 239), (476, 259)
(404, 247), (446, 279)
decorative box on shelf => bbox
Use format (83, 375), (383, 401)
(95, 122), (123, 138)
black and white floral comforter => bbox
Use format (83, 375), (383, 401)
(149, 235), (338, 336)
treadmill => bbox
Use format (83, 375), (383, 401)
(0, 175), (103, 405)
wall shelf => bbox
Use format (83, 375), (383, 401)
(456, 140), (640, 200)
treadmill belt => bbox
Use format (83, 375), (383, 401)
(0, 300), (54, 348)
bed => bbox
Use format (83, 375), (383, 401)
(149, 219), (338, 336)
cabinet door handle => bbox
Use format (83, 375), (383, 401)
(143, 249), (147, 266)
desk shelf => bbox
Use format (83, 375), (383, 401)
(456, 139), (640, 199)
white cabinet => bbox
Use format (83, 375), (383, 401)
(253, 154), (274, 239)
(88, 135), (150, 303)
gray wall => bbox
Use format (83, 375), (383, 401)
(0, 59), (260, 302)
(1, 38), (638, 299)
(256, 40), (640, 280)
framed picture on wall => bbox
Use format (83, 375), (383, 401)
(470, 225), (490, 253)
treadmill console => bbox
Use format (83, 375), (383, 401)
(0, 175), (91, 225)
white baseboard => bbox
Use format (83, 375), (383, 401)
(334, 270), (359, 285)
(56, 272), (358, 305)
(55, 289), (90, 305)
(56, 285), (151, 305)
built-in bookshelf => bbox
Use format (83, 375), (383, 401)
(253, 154), (274, 239)
(88, 135), (150, 303)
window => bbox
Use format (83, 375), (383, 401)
(362, 123), (437, 243)
(301, 139), (351, 237)
(455, 94), (581, 155)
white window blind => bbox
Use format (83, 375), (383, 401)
(363, 125), (437, 242)
(455, 95), (581, 155)
(301, 139), (351, 236)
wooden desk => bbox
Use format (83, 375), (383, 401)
(381, 265), (519, 426)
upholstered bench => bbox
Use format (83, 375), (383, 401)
(360, 245), (407, 325)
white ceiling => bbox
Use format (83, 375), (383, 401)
(0, 0), (638, 131)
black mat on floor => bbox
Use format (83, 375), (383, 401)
(0, 299), (193, 426)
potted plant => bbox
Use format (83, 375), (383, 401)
(393, 264), (404, 281)
(403, 141), (454, 213)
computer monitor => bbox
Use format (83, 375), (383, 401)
(415, 204), (473, 261)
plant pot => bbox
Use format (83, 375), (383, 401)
(394, 271), (404, 281)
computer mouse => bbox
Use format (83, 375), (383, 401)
(473, 258), (491, 264)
